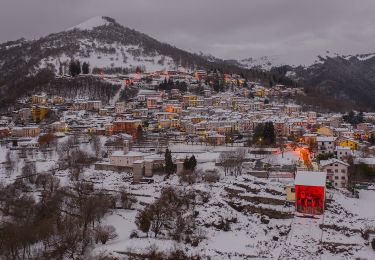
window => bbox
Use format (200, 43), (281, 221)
(291, 188), (295, 192)
(335, 176), (339, 180)
(341, 170), (345, 173)
(335, 169), (338, 173)
(341, 176), (346, 180)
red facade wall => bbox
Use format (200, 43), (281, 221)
(295, 185), (325, 215)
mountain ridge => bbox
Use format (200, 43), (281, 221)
(0, 16), (293, 107)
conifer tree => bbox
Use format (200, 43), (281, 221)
(82, 62), (90, 74)
(164, 148), (175, 175)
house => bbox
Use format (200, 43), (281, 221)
(317, 136), (336, 155)
(50, 121), (69, 133)
(110, 150), (144, 167)
(303, 134), (317, 146)
(285, 186), (296, 202)
(109, 143), (144, 167)
(338, 138), (359, 150)
(32, 94), (47, 104)
(115, 102), (126, 114)
(207, 132), (226, 145)
(0, 127), (10, 138)
(317, 126), (334, 136)
(31, 106), (49, 122)
(335, 146), (352, 161)
(113, 120), (142, 136)
(87, 100), (102, 111)
(295, 171), (327, 215)
(320, 159), (349, 188)
(11, 126), (41, 137)
(354, 158), (375, 169)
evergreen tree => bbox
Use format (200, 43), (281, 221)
(164, 148), (175, 175)
(252, 122), (275, 145)
(69, 59), (82, 77)
(82, 62), (90, 74)
(253, 124), (264, 144)
(263, 121), (276, 145)
(183, 155), (197, 171)
(183, 157), (190, 170)
(188, 155), (197, 171)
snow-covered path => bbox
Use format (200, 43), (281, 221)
(109, 83), (125, 105)
(278, 215), (324, 259)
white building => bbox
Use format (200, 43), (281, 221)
(335, 146), (352, 161)
(317, 136), (336, 155)
(109, 141), (144, 167)
(109, 150), (145, 167)
(320, 159), (349, 188)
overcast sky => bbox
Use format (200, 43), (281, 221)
(1, 0), (375, 65)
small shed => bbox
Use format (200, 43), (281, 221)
(295, 171), (327, 215)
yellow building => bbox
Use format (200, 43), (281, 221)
(31, 106), (49, 122)
(183, 95), (198, 107)
(339, 139), (359, 150)
(32, 94), (47, 104)
(255, 87), (265, 97)
(52, 96), (65, 105)
(285, 186), (296, 202)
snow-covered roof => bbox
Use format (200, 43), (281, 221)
(320, 159), (349, 167)
(335, 146), (351, 150)
(111, 151), (145, 157)
(294, 171), (327, 187)
(317, 136), (336, 142)
(354, 157), (375, 165)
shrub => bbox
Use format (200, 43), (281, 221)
(94, 225), (118, 244)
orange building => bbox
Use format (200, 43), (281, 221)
(113, 120), (142, 137)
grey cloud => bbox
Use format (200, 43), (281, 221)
(1, 0), (375, 65)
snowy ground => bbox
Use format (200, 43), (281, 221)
(1, 141), (375, 259)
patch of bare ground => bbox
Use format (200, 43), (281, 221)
(226, 201), (293, 219)
(321, 242), (362, 254)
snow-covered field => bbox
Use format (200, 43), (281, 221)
(1, 141), (375, 259)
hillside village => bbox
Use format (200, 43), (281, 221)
(1, 67), (375, 259)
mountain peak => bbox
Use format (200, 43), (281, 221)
(67, 16), (117, 31)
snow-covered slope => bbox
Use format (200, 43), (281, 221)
(238, 56), (284, 70)
(67, 16), (112, 31)
(0, 16), (221, 76)
(39, 16), (180, 73)
(225, 55), (285, 71)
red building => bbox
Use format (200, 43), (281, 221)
(113, 120), (142, 137)
(294, 171), (327, 215)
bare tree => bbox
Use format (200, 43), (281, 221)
(219, 152), (231, 176)
(21, 161), (37, 184)
(91, 135), (102, 159)
(119, 187), (136, 209)
(4, 150), (15, 176)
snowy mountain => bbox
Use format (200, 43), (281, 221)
(0, 16), (222, 77)
(0, 16), (295, 107)
(275, 52), (375, 110)
(37, 16), (194, 74)
(226, 56), (284, 71)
